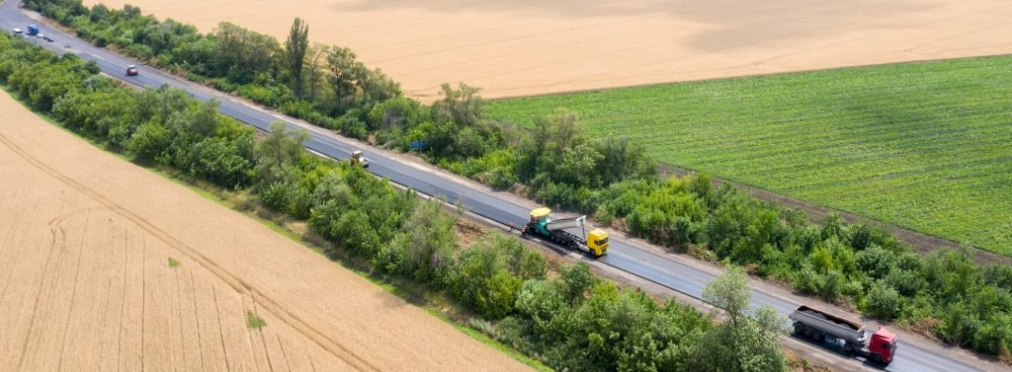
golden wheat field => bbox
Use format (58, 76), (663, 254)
(0, 90), (530, 372)
(87, 0), (1012, 99)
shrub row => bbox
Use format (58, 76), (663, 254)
(0, 34), (793, 371)
(22, 0), (1012, 358)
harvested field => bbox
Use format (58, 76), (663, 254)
(0, 89), (529, 371)
(85, 0), (1012, 99)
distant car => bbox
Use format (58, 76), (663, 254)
(43, 35), (54, 42)
(126, 65), (138, 76)
(12, 28), (22, 35)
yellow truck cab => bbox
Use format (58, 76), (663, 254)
(586, 229), (609, 256)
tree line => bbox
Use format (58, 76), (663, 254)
(24, 0), (400, 125)
(21, 0), (1012, 359)
(0, 33), (791, 372)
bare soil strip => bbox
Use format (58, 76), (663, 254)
(0, 88), (530, 371)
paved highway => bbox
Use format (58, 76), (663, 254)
(0, 1), (997, 371)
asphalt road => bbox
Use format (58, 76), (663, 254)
(0, 1), (995, 371)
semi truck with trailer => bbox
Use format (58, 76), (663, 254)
(790, 305), (898, 365)
(520, 207), (609, 257)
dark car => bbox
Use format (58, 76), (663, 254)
(126, 65), (139, 76)
(43, 35), (54, 42)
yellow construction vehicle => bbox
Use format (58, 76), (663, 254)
(521, 207), (609, 257)
(350, 150), (369, 168)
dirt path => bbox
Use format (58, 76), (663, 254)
(84, 0), (1012, 100)
(0, 89), (530, 371)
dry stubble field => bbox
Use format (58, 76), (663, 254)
(88, 0), (1012, 99)
(0, 90), (529, 372)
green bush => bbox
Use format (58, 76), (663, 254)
(260, 181), (291, 211)
(864, 282), (901, 320)
(0, 33), (787, 371)
(17, 0), (1012, 357)
(337, 115), (368, 139)
(855, 244), (894, 279)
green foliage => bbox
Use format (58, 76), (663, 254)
(246, 312), (266, 329)
(694, 267), (787, 372)
(14, 1), (1012, 359)
(127, 120), (168, 160)
(189, 135), (255, 187)
(701, 266), (751, 326)
(331, 209), (382, 256)
(284, 17), (310, 97)
(25, 0), (397, 135)
(507, 274), (712, 372)
(593, 136), (657, 186)
(974, 313), (1012, 356)
(487, 57), (1012, 254)
(2, 36), (255, 192)
(816, 270), (844, 303)
(387, 199), (459, 285)
(449, 232), (550, 320)
(559, 262), (596, 305)
(212, 22), (281, 84)
(325, 46), (400, 114)
(855, 244), (894, 279)
(435, 82), (483, 126)
(367, 96), (428, 132)
(863, 281), (901, 320)
(254, 122), (309, 188)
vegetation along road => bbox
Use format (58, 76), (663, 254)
(486, 58), (1012, 255)
(0, 0), (1004, 371)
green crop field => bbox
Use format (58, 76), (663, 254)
(487, 56), (1012, 255)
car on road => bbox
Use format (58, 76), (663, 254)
(12, 28), (22, 36)
(43, 35), (54, 42)
(126, 65), (138, 76)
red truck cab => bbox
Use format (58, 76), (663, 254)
(868, 326), (898, 364)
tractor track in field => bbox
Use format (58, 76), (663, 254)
(0, 131), (380, 372)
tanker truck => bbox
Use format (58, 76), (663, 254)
(520, 207), (608, 257)
(790, 305), (898, 365)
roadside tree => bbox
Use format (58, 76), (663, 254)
(693, 266), (787, 372)
(285, 17), (310, 97)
